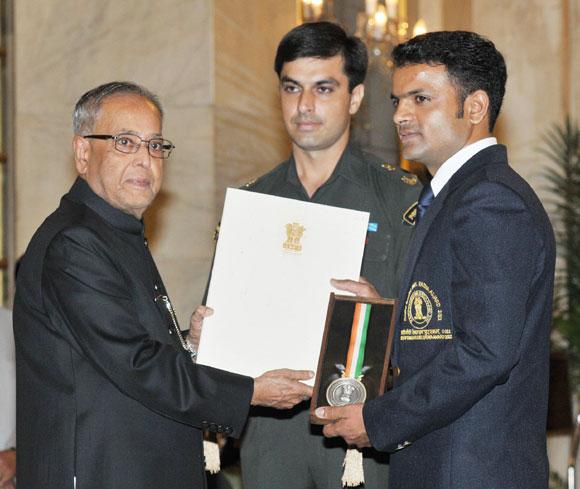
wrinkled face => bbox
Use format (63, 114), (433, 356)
(74, 94), (164, 218)
(279, 55), (363, 154)
(391, 63), (472, 174)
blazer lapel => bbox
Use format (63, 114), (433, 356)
(393, 145), (508, 324)
(394, 183), (451, 323)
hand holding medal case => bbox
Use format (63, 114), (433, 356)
(310, 293), (397, 424)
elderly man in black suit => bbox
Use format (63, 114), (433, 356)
(13, 81), (312, 489)
(318, 31), (556, 489)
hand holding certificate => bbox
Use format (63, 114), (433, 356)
(252, 368), (314, 408)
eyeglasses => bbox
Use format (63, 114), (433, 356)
(83, 133), (175, 159)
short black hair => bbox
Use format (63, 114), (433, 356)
(392, 31), (507, 131)
(274, 22), (368, 92)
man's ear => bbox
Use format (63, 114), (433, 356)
(349, 84), (365, 115)
(464, 89), (489, 127)
(73, 135), (90, 176)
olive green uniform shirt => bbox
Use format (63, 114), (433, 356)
(244, 143), (420, 298)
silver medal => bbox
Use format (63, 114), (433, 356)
(326, 377), (367, 406)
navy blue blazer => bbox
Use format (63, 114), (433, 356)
(363, 145), (555, 489)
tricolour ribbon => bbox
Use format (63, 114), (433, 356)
(344, 302), (371, 379)
(342, 302), (372, 488)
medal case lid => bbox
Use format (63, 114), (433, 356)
(310, 293), (397, 424)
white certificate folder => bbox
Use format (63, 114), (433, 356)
(197, 188), (370, 378)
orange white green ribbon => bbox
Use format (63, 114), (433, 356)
(344, 303), (371, 379)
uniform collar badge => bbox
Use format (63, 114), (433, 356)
(401, 175), (418, 186)
(403, 202), (418, 226)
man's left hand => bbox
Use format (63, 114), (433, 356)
(187, 305), (213, 351)
(0, 448), (16, 486)
(315, 404), (371, 448)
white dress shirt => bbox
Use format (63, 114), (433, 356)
(431, 137), (498, 197)
(0, 307), (15, 449)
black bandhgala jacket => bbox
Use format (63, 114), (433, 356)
(14, 178), (253, 489)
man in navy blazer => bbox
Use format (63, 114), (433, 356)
(317, 31), (555, 489)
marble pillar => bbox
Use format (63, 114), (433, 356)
(214, 0), (293, 212)
(569, 0), (580, 120)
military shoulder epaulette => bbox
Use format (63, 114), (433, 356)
(381, 162), (397, 172)
(242, 178), (257, 189)
(401, 174), (419, 186)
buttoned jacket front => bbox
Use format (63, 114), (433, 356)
(14, 178), (253, 489)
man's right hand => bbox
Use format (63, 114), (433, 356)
(331, 277), (380, 299)
(252, 369), (314, 409)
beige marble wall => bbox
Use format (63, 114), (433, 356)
(571, 0), (580, 120)
(442, 0), (471, 31)
(14, 0), (295, 323)
(214, 0), (293, 211)
(417, 0), (443, 31)
(416, 0), (574, 205)
(470, 0), (566, 207)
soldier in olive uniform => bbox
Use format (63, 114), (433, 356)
(199, 22), (420, 489)
(241, 22), (420, 489)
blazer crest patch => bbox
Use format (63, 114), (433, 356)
(401, 281), (450, 341)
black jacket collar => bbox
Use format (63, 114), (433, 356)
(66, 177), (144, 235)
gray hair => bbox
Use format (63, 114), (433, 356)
(72, 81), (164, 135)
